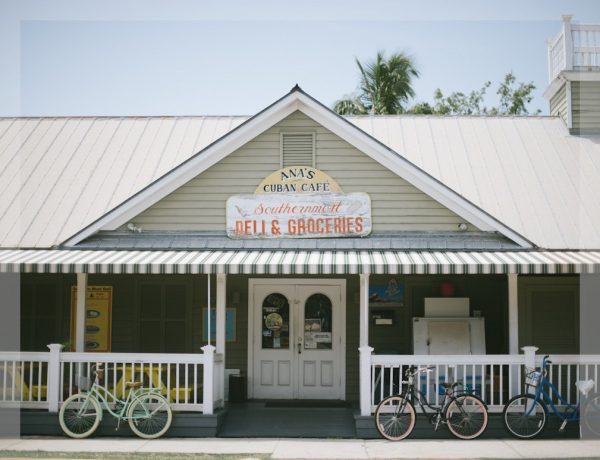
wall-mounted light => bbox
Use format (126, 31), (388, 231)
(457, 223), (468, 231)
(127, 222), (142, 233)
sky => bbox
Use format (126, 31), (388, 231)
(1, 0), (600, 116)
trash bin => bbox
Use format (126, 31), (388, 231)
(228, 373), (247, 402)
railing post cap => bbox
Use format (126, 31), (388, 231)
(47, 343), (64, 352)
(358, 345), (374, 353)
(521, 346), (539, 353)
(201, 344), (216, 353)
(561, 14), (573, 23)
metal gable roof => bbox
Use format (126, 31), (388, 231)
(1, 98), (599, 250)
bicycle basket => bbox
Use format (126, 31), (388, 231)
(524, 368), (542, 389)
(78, 375), (92, 391)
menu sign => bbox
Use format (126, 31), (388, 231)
(70, 286), (112, 352)
(226, 166), (372, 239)
(227, 192), (371, 239)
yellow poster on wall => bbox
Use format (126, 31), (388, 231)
(70, 286), (112, 352)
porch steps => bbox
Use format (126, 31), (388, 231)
(219, 401), (356, 438)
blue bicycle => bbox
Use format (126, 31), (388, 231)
(503, 355), (599, 438)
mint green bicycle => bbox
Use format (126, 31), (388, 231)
(59, 364), (172, 439)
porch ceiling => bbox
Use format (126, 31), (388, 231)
(0, 249), (599, 275)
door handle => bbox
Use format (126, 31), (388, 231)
(297, 342), (302, 354)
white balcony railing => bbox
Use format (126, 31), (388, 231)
(548, 15), (600, 82)
(0, 344), (221, 414)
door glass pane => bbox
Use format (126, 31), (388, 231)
(304, 293), (332, 350)
(262, 293), (290, 349)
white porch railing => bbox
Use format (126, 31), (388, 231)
(0, 351), (50, 409)
(0, 344), (222, 414)
(548, 16), (600, 82)
(365, 348), (600, 414)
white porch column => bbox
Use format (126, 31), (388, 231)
(46, 343), (64, 413)
(202, 344), (216, 414)
(507, 273), (519, 354)
(216, 273), (227, 404)
(359, 273), (370, 347)
(358, 273), (373, 416)
(75, 273), (88, 352)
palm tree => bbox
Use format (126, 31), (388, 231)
(334, 51), (419, 115)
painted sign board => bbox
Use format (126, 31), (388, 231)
(227, 192), (371, 239)
(70, 286), (113, 352)
(256, 167), (343, 194)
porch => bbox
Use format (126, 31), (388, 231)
(1, 248), (599, 438)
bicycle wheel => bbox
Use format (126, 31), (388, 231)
(374, 395), (416, 441)
(503, 394), (547, 439)
(59, 393), (102, 438)
(582, 393), (600, 437)
(127, 393), (172, 439)
(445, 394), (488, 439)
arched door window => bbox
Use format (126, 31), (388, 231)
(261, 293), (290, 349)
(303, 293), (332, 350)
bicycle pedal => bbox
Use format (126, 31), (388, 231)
(559, 420), (567, 432)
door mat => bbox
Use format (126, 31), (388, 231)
(265, 400), (350, 408)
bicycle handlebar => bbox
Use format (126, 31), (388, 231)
(405, 365), (435, 377)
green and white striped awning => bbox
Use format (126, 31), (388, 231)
(1, 249), (600, 274)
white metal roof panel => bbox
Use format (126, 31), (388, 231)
(0, 116), (247, 248)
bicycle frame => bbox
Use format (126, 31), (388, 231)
(529, 357), (580, 423)
(77, 381), (163, 422)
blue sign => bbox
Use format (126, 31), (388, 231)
(203, 308), (236, 342)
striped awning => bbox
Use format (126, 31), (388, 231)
(1, 249), (600, 275)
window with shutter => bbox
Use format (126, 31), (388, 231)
(280, 132), (315, 167)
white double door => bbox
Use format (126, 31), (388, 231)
(249, 279), (345, 400)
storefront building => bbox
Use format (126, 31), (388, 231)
(1, 17), (600, 437)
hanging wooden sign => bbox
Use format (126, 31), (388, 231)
(227, 192), (371, 239)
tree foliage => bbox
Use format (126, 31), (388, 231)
(410, 72), (539, 116)
(334, 51), (419, 115)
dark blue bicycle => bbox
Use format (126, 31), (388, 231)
(503, 355), (599, 439)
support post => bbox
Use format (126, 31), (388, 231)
(216, 273), (226, 405)
(359, 273), (372, 416)
(359, 274), (370, 347)
(202, 344), (216, 415)
(75, 273), (87, 352)
(507, 273), (519, 354)
(46, 343), (64, 413)
(562, 15), (573, 71)
(359, 345), (374, 416)
(522, 346), (539, 398)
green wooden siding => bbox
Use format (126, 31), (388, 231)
(20, 273), (510, 401)
(518, 276), (580, 354)
(130, 111), (477, 232)
(549, 83), (568, 125)
(572, 82), (600, 134)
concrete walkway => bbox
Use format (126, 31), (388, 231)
(1, 437), (600, 459)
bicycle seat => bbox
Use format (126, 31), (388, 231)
(125, 381), (142, 389)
